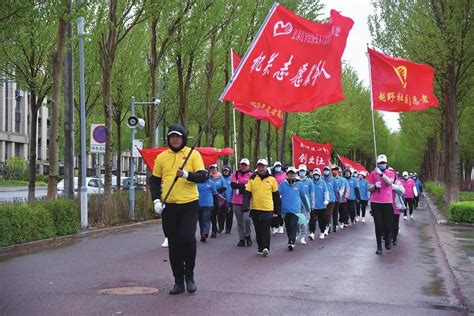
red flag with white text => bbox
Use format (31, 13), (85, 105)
(221, 4), (354, 112)
(292, 135), (332, 171)
(369, 48), (438, 112)
(231, 50), (284, 129)
(337, 155), (367, 174)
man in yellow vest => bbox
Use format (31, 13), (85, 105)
(150, 123), (206, 295)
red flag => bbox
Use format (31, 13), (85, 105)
(221, 4), (354, 112)
(337, 155), (367, 174)
(292, 135), (332, 171)
(231, 50), (284, 129)
(138, 147), (234, 171)
(369, 48), (439, 112)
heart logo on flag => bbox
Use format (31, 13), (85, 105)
(393, 65), (408, 89)
(273, 21), (292, 37)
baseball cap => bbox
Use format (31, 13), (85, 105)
(298, 164), (307, 171)
(286, 166), (297, 174)
(313, 168), (321, 175)
(273, 161), (282, 167)
(209, 163), (218, 168)
(239, 158), (250, 165)
(376, 154), (388, 163)
(257, 158), (268, 166)
(360, 171), (367, 177)
(402, 171), (408, 177)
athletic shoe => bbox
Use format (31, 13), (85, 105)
(375, 248), (383, 255)
(344, 223), (349, 228)
(237, 240), (245, 247)
(272, 227), (278, 235)
(288, 244), (295, 251)
(392, 239), (397, 246)
(278, 226), (284, 234)
(300, 237), (307, 245)
(211, 232), (217, 238)
(403, 216), (408, 220)
(200, 236), (207, 243)
(339, 224), (344, 229)
(332, 226), (337, 233)
(308, 233), (315, 240)
(410, 214), (414, 220)
(362, 217), (366, 223)
(324, 227), (330, 236)
(356, 216), (360, 222)
(256, 251), (263, 256)
(262, 248), (269, 257)
(161, 238), (168, 248)
(319, 233), (325, 239)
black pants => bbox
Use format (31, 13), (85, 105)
(211, 205), (219, 233)
(356, 200), (368, 217)
(162, 200), (198, 281)
(310, 209), (327, 233)
(218, 202), (233, 233)
(272, 213), (284, 228)
(392, 214), (400, 241)
(404, 198), (414, 216)
(332, 202), (339, 228)
(250, 210), (273, 251)
(371, 202), (393, 248)
(284, 213), (298, 244)
(347, 200), (356, 222)
(338, 202), (349, 224)
(414, 195), (420, 208)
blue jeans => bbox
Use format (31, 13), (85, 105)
(198, 206), (213, 237)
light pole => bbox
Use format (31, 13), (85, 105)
(128, 97), (158, 221)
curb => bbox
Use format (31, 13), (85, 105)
(0, 219), (161, 262)
(425, 193), (474, 228)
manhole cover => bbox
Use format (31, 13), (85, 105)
(98, 287), (160, 295)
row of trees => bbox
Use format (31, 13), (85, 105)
(0, 0), (471, 211)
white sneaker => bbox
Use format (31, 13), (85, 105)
(272, 227), (278, 235)
(300, 237), (307, 245)
(362, 217), (366, 223)
(339, 224), (344, 229)
(324, 227), (330, 236)
(403, 216), (408, 220)
(288, 244), (295, 251)
(262, 248), (269, 257)
(161, 238), (168, 248)
(308, 233), (315, 240)
(410, 214), (414, 220)
(319, 233), (325, 239)
(356, 217), (360, 222)
(278, 226), (284, 234)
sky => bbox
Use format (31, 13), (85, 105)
(320, 0), (401, 132)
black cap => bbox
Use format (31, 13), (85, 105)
(167, 123), (188, 152)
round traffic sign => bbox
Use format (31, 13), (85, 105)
(93, 125), (106, 144)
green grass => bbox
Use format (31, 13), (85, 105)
(0, 179), (47, 186)
(460, 191), (474, 201)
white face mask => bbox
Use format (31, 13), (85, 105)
(298, 171), (306, 177)
(323, 170), (330, 176)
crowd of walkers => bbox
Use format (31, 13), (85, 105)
(150, 123), (423, 294)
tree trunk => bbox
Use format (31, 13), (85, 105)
(252, 120), (261, 165)
(279, 113), (289, 164)
(266, 121), (271, 162)
(47, 13), (67, 200)
(247, 126), (253, 163)
(116, 122), (122, 191)
(28, 94), (38, 202)
(204, 34), (216, 146)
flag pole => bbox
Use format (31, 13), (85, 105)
(230, 48), (239, 171)
(367, 44), (378, 164)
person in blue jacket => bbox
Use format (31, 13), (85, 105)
(297, 164), (314, 245)
(322, 165), (337, 235)
(209, 164), (227, 238)
(333, 166), (350, 230)
(278, 166), (311, 251)
(344, 168), (361, 225)
(222, 165), (234, 234)
(309, 168), (330, 240)
(197, 169), (217, 243)
(357, 171), (370, 222)
(413, 173), (423, 209)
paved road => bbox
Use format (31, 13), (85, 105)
(0, 199), (468, 315)
(0, 186), (47, 202)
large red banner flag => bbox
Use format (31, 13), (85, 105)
(220, 4), (354, 112)
(337, 155), (367, 174)
(231, 49), (284, 129)
(368, 48), (439, 112)
(292, 135), (332, 171)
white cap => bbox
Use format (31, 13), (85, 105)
(286, 166), (297, 174)
(167, 130), (183, 136)
(360, 171), (367, 177)
(376, 154), (388, 163)
(273, 161), (282, 167)
(239, 158), (250, 165)
(209, 163), (218, 168)
(257, 158), (268, 166)
(298, 164), (307, 171)
(313, 168), (321, 175)
(323, 165), (331, 170)
(402, 171), (408, 177)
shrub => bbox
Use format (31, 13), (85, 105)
(424, 182), (445, 205)
(460, 191), (474, 202)
(448, 202), (474, 223)
(42, 199), (79, 236)
(3, 157), (28, 181)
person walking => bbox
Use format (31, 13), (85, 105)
(230, 158), (253, 247)
(222, 165), (234, 234)
(278, 166), (311, 251)
(150, 123), (206, 294)
(243, 159), (281, 257)
(322, 165), (337, 235)
(368, 154), (396, 255)
(391, 173), (406, 246)
(413, 173), (423, 209)
(334, 166), (350, 229)
(271, 161), (286, 234)
(356, 171), (370, 222)
(209, 164), (228, 237)
(344, 168), (361, 225)
(309, 168), (329, 240)
(296, 164), (314, 245)
(401, 171), (416, 220)
(197, 169), (217, 243)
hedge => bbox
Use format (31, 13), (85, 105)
(460, 191), (474, 202)
(0, 199), (79, 247)
(449, 202), (474, 224)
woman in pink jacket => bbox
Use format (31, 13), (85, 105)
(401, 171), (417, 220)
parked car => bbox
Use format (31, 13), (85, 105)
(57, 177), (104, 195)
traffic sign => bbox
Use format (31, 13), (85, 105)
(90, 124), (106, 153)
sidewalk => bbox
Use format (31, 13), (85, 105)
(425, 195), (474, 313)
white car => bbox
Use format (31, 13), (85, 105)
(57, 177), (104, 195)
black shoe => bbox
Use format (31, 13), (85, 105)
(392, 239), (397, 246)
(332, 226), (337, 233)
(375, 248), (383, 255)
(237, 240), (245, 247)
(210, 232), (217, 238)
(245, 236), (252, 247)
(185, 276), (197, 294)
(225, 230), (231, 234)
(385, 240), (391, 250)
(200, 236), (207, 243)
(218, 228), (224, 234)
(169, 283), (185, 295)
